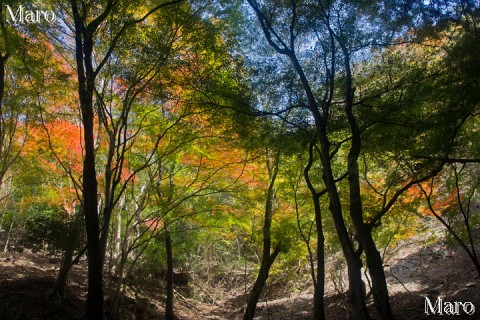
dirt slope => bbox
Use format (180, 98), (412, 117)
(0, 235), (479, 320)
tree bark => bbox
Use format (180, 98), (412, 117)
(304, 143), (325, 320)
(313, 216), (325, 320)
(53, 246), (74, 299)
(165, 224), (175, 320)
(70, 1), (104, 317)
(0, 38), (9, 177)
(243, 245), (281, 320)
(290, 40), (371, 320)
(164, 165), (176, 320)
(318, 129), (371, 320)
(113, 205), (122, 268)
(53, 206), (83, 299)
(243, 151), (281, 320)
(3, 218), (13, 253)
(341, 45), (392, 320)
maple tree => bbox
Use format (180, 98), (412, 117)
(0, 0), (479, 319)
(226, 0), (479, 319)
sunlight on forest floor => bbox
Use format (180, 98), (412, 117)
(0, 231), (479, 320)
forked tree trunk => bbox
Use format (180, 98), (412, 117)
(245, 1), (374, 317)
(341, 46), (392, 320)
(317, 132), (371, 320)
(292, 32), (371, 320)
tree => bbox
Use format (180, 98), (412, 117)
(58, 1), (186, 317)
(233, 0), (479, 318)
(303, 141), (328, 320)
(242, 1), (386, 318)
(356, 5), (479, 276)
(417, 164), (480, 275)
(0, 1), (68, 253)
(243, 149), (282, 320)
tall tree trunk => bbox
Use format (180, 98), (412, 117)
(313, 207), (325, 320)
(245, 2), (371, 318)
(164, 165), (176, 320)
(243, 151), (281, 320)
(292, 55), (370, 320)
(70, 1), (104, 317)
(0, 55), (6, 158)
(99, 132), (117, 263)
(113, 205), (122, 268)
(341, 46), (392, 320)
(291, 41), (371, 320)
(304, 143), (325, 320)
(0, 53), (10, 179)
(165, 224), (175, 320)
(82, 88), (104, 320)
(318, 132), (370, 320)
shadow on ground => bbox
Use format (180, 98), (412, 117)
(0, 236), (479, 320)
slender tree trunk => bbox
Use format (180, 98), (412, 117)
(164, 165), (176, 320)
(53, 246), (74, 299)
(347, 101), (392, 320)
(454, 165), (480, 277)
(244, 151), (281, 320)
(312, 200), (325, 320)
(53, 206), (83, 299)
(0, 54), (8, 163)
(3, 218), (13, 253)
(70, 1), (103, 317)
(80, 73), (104, 320)
(245, 2), (371, 317)
(113, 206), (122, 267)
(82, 107), (104, 320)
(420, 181), (480, 277)
(304, 143), (325, 320)
(243, 245), (281, 320)
(99, 132), (117, 263)
(293, 60), (370, 319)
(165, 224), (175, 320)
(107, 248), (127, 320)
(290, 44), (371, 320)
(68, 2), (184, 317)
(108, 195), (141, 320)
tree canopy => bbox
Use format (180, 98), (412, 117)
(0, 1), (478, 319)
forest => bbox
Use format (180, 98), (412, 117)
(0, 0), (479, 319)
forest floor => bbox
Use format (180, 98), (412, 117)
(0, 230), (479, 320)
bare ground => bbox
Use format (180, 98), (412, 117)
(0, 234), (479, 320)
